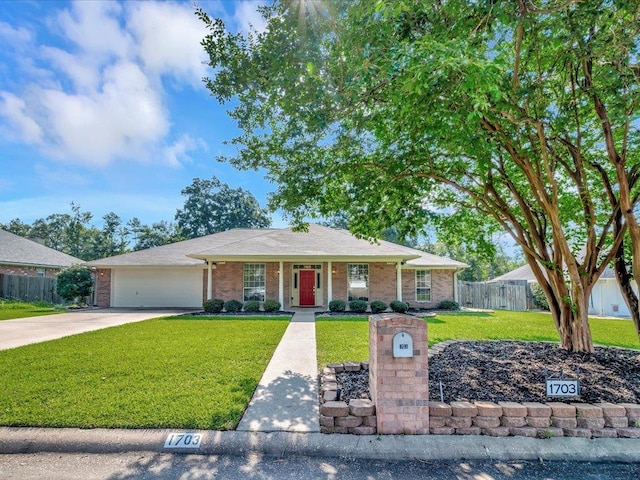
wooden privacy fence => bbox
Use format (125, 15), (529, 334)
(0, 274), (63, 304)
(457, 280), (532, 311)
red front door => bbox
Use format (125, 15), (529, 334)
(299, 270), (316, 306)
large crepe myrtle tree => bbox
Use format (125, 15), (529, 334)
(198, 0), (640, 352)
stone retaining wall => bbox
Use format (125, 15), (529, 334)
(428, 400), (640, 438)
(318, 362), (640, 438)
(319, 362), (376, 434)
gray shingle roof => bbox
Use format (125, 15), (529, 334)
(87, 224), (467, 268)
(0, 229), (82, 268)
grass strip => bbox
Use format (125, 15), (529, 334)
(316, 311), (640, 367)
(0, 317), (289, 430)
(0, 299), (64, 321)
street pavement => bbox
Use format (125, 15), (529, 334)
(1, 452), (639, 480)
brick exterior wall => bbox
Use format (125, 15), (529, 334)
(402, 268), (456, 308)
(211, 262), (244, 302)
(0, 265), (58, 278)
(205, 262), (287, 307)
(330, 263), (348, 303)
(369, 263), (397, 302)
(95, 269), (112, 307)
(100, 262), (459, 309)
(329, 263), (457, 307)
(369, 313), (429, 434)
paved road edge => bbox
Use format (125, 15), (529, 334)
(1, 428), (640, 463)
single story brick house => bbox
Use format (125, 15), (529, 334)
(0, 229), (82, 278)
(87, 225), (467, 310)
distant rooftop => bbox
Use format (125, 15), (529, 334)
(0, 229), (82, 268)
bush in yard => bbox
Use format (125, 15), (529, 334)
(56, 265), (94, 304)
(349, 300), (368, 313)
(437, 300), (461, 311)
(203, 298), (224, 313)
(531, 283), (550, 310)
(243, 300), (260, 312)
(224, 299), (243, 312)
(329, 300), (346, 312)
(370, 300), (388, 314)
(263, 299), (281, 312)
(390, 300), (409, 313)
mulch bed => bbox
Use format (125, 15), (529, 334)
(336, 341), (640, 404)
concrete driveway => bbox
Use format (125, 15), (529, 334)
(0, 308), (194, 351)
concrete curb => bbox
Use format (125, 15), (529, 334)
(1, 428), (640, 463)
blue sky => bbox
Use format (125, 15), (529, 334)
(0, 0), (286, 228)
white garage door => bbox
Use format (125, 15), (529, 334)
(112, 267), (203, 308)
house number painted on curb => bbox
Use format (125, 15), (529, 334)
(393, 331), (413, 358)
(164, 432), (203, 449)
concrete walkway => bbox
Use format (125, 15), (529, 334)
(0, 308), (191, 351)
(237, 310), (319, 432)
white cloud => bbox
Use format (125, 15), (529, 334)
(163, 134), (206, 167)
(0, 21), (33, 45)
(40, 46), (100, 92)
(0, 91), (43, 143)
(0, 0), (220, 167)
(234, 1), (268, 34)
(56, 1), (133, 61)
(38, 61), (169, 166)
(127, 1), (209, 86)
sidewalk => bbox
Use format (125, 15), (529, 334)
(237, 310), (319, 432)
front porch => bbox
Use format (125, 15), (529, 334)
(202, 260), (433, 311)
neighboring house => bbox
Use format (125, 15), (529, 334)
(0, 229), (82, 278)
(491, 263), (634, 317)
(87, 225), (467, 310)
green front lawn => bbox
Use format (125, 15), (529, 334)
(316, 311), (640, 367)
(0, 299), (64, 321)
(0, 316), (289, 430)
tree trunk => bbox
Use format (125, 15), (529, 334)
(614, 245), (640, 340)
(559, 304), (593, 353)
(537, 266), (594, 353)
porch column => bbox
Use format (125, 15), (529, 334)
(327, 261), (333, 304)
(453, 270), (459, 303)
(396, 262), (402, 301)
(278, 261), (284, 310)
(207, 261), (213, 300)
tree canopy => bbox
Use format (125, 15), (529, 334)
(199, 0), (640, 351)
(1, 178), (271, 259)
(175, 176), (271, 238)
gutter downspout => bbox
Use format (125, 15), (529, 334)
(396, 262), (402, 301)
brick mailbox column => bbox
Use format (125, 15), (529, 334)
(369, 313), (429, 434)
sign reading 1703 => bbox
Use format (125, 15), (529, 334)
(546, 379), (580, 398)
(164, 432), (203, 449)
